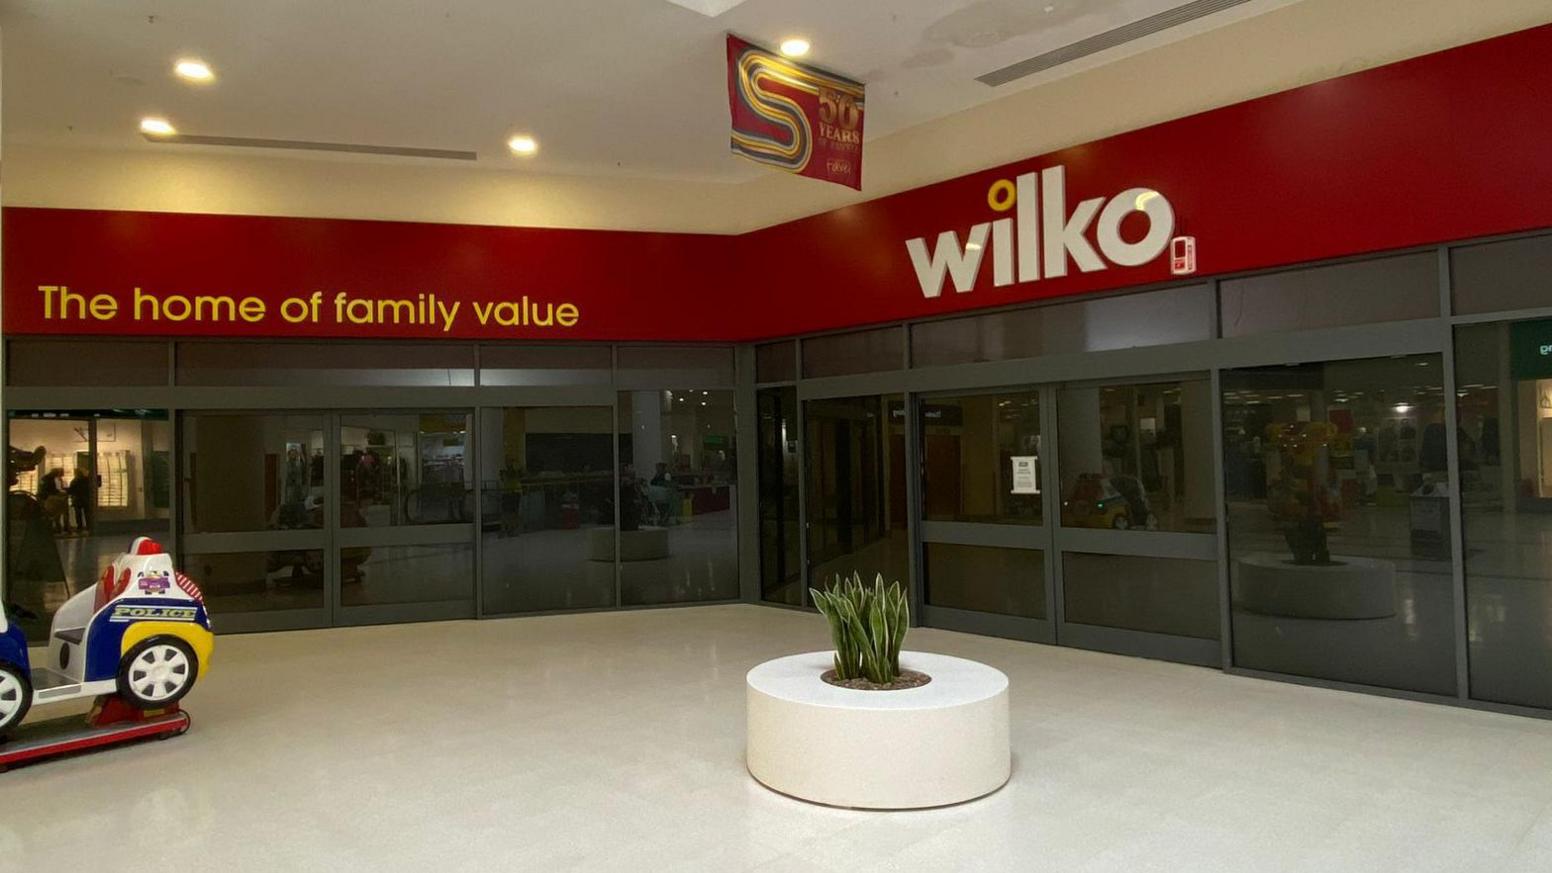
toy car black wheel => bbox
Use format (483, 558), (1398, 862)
(0, 663), (31, 738)
(117, 638), (199, 710)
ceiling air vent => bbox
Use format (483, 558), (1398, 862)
(143, 133), (477, 161)
(977, 0), (1256, 87)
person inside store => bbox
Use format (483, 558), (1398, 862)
(37, 466), (68, 533)
(648, 462), (677, 524)
(67, 467), (92, 534)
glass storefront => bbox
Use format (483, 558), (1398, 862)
(921, 391), (1041, 526)
(802, 394), (908, 591)
(181, 412), (326, 622)
(756, 387), (801, 605)
(480, 404), (616, 615)
(617, 390), (738, 605)
(917, 390), (1047, 637)
(1222, 356), (1456, 695)
(1057, 380), (1216, 534)
(741, 230), (1552, 715)
(5, 343), (739, 634)
(11, 229), (1552, 717)
(1456, 319), (1552, 708)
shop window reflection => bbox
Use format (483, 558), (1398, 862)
(341, 544), (473, 608)
(1057, 380), (1215, 534)
(182, 549), (325, 614)
(758, 388), (801, 605)
(921, 391), (1042, 526)
(803, 394), (909, 589)
(1457, 320), (1552, 708)
(480, 405), (616, 614)
(925, 543), (1045, 619)
(184, 413), (325, 532)
(338, 413), (471, 527)
(1222, 355), (1456, 695)
(7, 411), (171, 640)
(1062, 553), (1218, 639)
(617, 390), (738, 605)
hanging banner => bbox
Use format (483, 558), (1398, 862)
(726, 34), (864, 190)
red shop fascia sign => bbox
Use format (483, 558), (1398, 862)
(6, 22), (1552, 345)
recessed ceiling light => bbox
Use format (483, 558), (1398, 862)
(174, 58), (215, 83)
(507, 134), (538, 156)
(779, 38), (811, 58)
(140, 117), (176, 137)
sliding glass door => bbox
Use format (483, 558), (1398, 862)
(917, 389), (1052, 642)
(180, 410), (475, 632)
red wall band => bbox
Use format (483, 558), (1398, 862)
(6, 23), (1552, 342)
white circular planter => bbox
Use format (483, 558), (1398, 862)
(1236, 552), (1397, 619)
(746, 651), (1010, 809)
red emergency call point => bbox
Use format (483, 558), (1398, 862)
(1170, 236), (1197, 275)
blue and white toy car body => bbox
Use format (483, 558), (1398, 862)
(0, 537), (213, 738)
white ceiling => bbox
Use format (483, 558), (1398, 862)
(0, 0), (1294, 183)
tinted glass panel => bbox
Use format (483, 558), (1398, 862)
(911, 285), (1213, 367)
(804, 395), (908, 588)
(8, 339), (169, 386)
(480, 405), (616, 613)
(756, 341), (797, 383)
(758, 387), (802, 605)
(177, 342), (474, 386)
(801, 327), (904, 378)
(182, 549), (325, 614)
(183, 413), (325, 533)
(925, 543), (1044, 619)
(479, 344), (612, 386)
(339, 413), (471, 527)
(615, 346), (734, 387)
(1456, 321), (1552, 708)
(1062, 553), (1219, 639)
(1223, 355), (1455, 695)
(921, 391), (1042, 525)
(1451, 234), (1552, 316)
(342, 543), (473, 607)
(1220, 253), (1438, 337)
(1058, 380), (1216, 533)
(617, 390), (738, 604)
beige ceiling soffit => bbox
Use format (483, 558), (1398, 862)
(142, 134), (478, 161)
(978, 0), (1257, 86)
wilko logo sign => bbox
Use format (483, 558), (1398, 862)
(905, 166), (1177, 299)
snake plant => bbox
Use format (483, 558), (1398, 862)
(810, 572), (910, 684)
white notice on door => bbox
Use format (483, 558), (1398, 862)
(1011, 456), (1039, 494)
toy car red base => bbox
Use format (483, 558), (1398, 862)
(0, 537), (213, 767)
(0, 698), (190, 771)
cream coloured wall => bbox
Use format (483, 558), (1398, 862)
(3, 0), (1549, 235)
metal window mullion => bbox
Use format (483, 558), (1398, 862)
(1041, 384), (1064, 636)
(1438, 246), (1470, 700)
(87, 418), (99, 537)
(473, 406), (485, 619)
(325, 411), (341, 625)
(795, 387), (810, 608)
(904, 392), (924, 625)
(612, 378), (623, 610)
(168, 402), (181, 563)
(1211, 367), (1233, 670)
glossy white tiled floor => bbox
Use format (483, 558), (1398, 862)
(8, 605), (1552, 872)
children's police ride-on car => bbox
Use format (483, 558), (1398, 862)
(0, 537), (212, 768)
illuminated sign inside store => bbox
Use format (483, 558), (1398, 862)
(1510, 318), (1552, 379)
(905, 166), (1176, 299)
